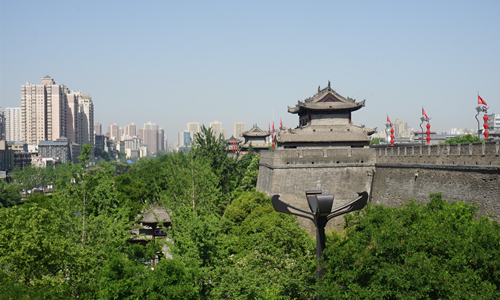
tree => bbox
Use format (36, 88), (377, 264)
(210, 190), (316, 299)
(117, 151), (127, 162)
(192, 125), (240, 210)
(0, 199), (76, 298)
(94, 148), (111, 162)
(370, 137), (386, 145)
(442, 134), (481, 144)
(0, 179), (22, 208)
(319, 193), (500, 299)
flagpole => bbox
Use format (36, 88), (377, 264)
(475, 93), (481, 139)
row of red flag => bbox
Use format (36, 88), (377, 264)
(387, 95), (487, 125)
(268, 119), (284, 133)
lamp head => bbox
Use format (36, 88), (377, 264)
(316, 194), (334, 217)
(306, 190), (322, 214)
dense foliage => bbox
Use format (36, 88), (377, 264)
(320, 193), (500, 299)
(1, 129), (499, 299)
(0, 130), (315, 299)
(369, 137), (386, 145)
(441, 134), (482, 144)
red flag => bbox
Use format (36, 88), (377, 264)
(272, 123), (275, 133)
(478, 95), (487, 105)
(268, 124), (271, 133)
(422, 107), (428, 119)
(280, 119), (283, 130)
(387, 115), (392, 126)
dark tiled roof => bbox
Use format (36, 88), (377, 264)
(226, 135), (241, 143)
(288, 83), (365, 114)
(140, 206), (171, 223)
(39, 141), (69, 146)
(242, 125), (270, 137)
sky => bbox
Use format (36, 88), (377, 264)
(1, 0), (499, 143)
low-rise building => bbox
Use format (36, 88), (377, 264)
(7, 141), (27, 152)
(39, 137), (81, 164)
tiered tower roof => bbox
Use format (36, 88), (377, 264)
(277, 82), (376, 148)
(288, 81), (365, 114)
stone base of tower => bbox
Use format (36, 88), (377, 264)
(256, 148), (376, 234)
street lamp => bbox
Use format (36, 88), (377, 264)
(475, 105), (488, 139)
(271, 190), (369, 299)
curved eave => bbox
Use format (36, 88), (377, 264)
(243, 132), (270, 137)
(288, 100), (365, 114)
(288, 104), (365, 115)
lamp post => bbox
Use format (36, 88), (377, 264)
(385, 123), (392, 146)
(419, 117), (425, 145)
(272, 190), (369, 300)
(475, 105), (488, 139)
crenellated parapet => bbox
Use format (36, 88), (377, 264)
(259, 147), (376, 167)
(375, 142), (500, 165)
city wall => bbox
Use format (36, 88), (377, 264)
(257, 148), (376, 233)
(257, 142), (500, 233)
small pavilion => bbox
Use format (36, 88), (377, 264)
(240, 124), (270, 153)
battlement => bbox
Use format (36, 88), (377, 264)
(260, 142), (500, 167)
(375, 142), (500, 165)
(259, 147), (376, 167)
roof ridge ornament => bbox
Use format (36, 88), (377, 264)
(328, 80), (331, 88)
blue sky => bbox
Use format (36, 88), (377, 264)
(1, 0), (499, 142)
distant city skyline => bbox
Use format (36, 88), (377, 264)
(1, 1), (498, 140)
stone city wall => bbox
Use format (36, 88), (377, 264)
(257, 142), (500, 233)
(371, 163), (500, 220)
(257, 148), (376, 233)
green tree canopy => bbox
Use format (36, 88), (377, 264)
(370, 137), (386, 145)
(320, 193), (500, 299)
(442, 134), (481, 144)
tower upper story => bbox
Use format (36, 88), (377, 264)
(276, 82), (376, 148)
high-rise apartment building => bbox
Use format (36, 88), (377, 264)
(94, 123), (102, 135)
(138, 128), (144, 142)
(107, 123), (119, 140)
(0, 110), (5, 140)
(393, 119), (409, 138)
(124, 123), (137, 138)
(66, 92), (79, 143)
(77, 94), (94, 146)
(158, 128), (165, 152)
(187, 122), (200, 134)
(487, 113), (500, 130)
(5, 108), (22, 141)
(21, 76), (69, 145)
(233, 122), (246, 139)
(179, 130), (195, 147)
(65, 92), (94, 146)
(143, 121), (159, 154)
(178, 131), (184, 147)
(20, 76), (93, 146)
(209, 121), (225, 139)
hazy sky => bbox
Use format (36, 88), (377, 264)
(1, 0), (499, 142)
